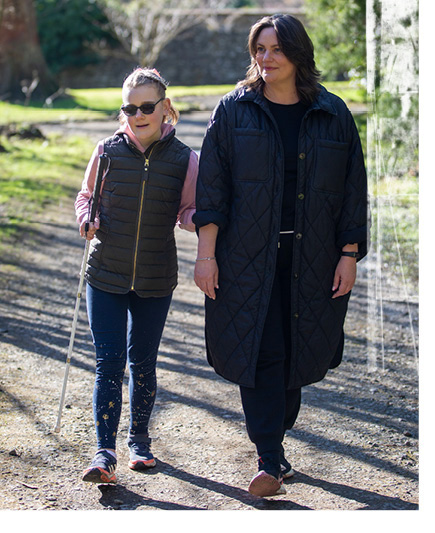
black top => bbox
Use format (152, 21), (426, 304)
(267, 99), (307, 231)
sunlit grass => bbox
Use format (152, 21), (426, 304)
(324, 80), (367, 105)
(0, 83), (366, 126)
(0, 135), (93, 241)
(0, 85), (236, 125)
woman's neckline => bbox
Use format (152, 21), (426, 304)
(266, 97), (303, 107)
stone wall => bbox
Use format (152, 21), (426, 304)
(156, 8), (306, 86)
(59, 7), (306, 88)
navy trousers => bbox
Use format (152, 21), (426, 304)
(86, 284), (172, 450)
(239, 234), (301, 458)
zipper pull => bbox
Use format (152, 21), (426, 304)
(145, 158), (149, 169)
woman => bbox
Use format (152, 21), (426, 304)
(193, 14), (368, 497)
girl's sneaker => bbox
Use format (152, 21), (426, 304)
(128, 435), (156, 470)
(82, 450), (117, 484)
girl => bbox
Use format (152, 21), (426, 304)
(75, 68), (197, 484)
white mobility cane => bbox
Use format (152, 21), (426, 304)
(54, 153), (109, 433)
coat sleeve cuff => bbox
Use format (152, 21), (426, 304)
(192, 210), (228, 230)
(336, 225), (369, 260)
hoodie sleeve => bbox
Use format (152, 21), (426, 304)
(176, 149), (198, 232)
(74, 141), (105, 228)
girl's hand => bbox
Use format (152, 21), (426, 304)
(79, 220), (99, 240)
(332, 256), (357, 299)
(194, 259), (219, 300)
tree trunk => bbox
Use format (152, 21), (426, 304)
(0, 0), (58, 101)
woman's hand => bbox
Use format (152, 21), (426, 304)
(194, 259), (219, 300)
(332, 256), (357, 299)
(79, 220), (99, 240)
(194, 223), (219, 300)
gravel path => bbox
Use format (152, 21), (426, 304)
(0, 107), (419, 518)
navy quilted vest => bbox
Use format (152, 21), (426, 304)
(86, 131), (190, 297)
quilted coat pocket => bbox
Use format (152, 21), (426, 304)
(313, 139), (349, 194)
(232, 128), (271, 181)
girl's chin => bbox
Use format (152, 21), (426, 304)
(134, 125), (149, 134)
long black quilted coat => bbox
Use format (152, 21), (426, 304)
(193, 85), (369, 389)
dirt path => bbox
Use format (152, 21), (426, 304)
(0, 109), (419, 514)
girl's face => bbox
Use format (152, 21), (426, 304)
(122, 84), (170, 149)
(255, 27), (297, 89)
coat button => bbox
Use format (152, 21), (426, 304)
(298, 193), (304, 200)
(293, 313), (299, 319)
(294, 272), (299, 279)
(295, 233), (302, 239)
(299, 153), (306, 160)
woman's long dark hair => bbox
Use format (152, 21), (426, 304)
(237, 14), (321, 105)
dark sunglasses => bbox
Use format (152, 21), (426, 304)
(121, 97), (165, 116)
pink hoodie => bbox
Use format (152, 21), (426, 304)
(75, 122), (197, 232)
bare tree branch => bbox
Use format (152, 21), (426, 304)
(99, 0), (233, 67)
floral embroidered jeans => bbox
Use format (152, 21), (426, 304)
(86, 284), (172, 450)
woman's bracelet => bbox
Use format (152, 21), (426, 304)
(196, 257), (216, 261)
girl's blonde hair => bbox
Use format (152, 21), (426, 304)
(120, 67), (179, 125)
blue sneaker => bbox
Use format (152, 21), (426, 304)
(128, 435), (156, 470)
(82, 450), (116, 484)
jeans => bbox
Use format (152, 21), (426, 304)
(239, 233), (301, 459)
(86, 283), (172, 450)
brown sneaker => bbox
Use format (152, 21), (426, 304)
(248, 470), (286, 497)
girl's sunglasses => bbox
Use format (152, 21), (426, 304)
(121, 97), (165, 116)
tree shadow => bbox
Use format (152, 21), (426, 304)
(287, 471), (418, 510)
(97, 483), (203, 510)
(96, 460), (311, 511)
(95, 460), (417, 511)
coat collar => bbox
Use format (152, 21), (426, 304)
(235, 84), (337, 116)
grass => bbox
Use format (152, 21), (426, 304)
(323, 80), (367, 105)
(0, 85), (236, 125)
(0, 134), (93, 242)
(0, 83), (365, 126)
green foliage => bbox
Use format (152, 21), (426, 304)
(305, 0), (366, 81)
(35, 0), (116, 74)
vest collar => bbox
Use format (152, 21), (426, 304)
(116, 122), (176, 153)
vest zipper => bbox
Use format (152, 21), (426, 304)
(130, 144), (156, 290)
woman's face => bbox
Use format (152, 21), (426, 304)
(122, 84), (170, 149)
(255, 27), (297, 89)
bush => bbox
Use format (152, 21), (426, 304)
(35, 0), (116, 74)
